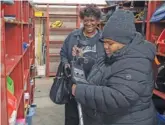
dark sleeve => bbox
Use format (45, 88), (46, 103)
(87, 57), (105, 85)
(75, 68), (147, 113)
(60, 34), (71, 65)
(97, 41), (106, 61)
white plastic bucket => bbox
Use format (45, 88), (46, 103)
(37, 65), (45, 76)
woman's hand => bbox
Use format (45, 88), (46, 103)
(64, 63), (70, 69)
(72, 84), (76, 96)
(72, 45), (82, 57)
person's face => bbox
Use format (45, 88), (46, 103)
(83, 16), (99, 33)
(104, 38), (125, 56)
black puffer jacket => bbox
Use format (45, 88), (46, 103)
(75, 32), (157, 125)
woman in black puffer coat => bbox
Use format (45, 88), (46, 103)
(71, 9), (158, 125)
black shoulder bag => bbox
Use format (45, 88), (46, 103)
(49, 62), (71, 104)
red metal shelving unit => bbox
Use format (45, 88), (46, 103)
(145, 1), (165, 100)
(1, 1), (35, 125)
(1, 3), (8, 125)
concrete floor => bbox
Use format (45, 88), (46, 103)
(33, 77), (65, 125)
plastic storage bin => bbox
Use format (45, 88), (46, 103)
(7, 90), (17, 118)
(157, 113), (165, 125)
(7, 76), (14, 94)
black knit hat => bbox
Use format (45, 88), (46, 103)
(102, 9), (136, 44)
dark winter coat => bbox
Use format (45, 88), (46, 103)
(60, 28), (105, 125)
(75, 32), (157, 125)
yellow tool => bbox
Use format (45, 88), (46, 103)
(135, 11), (144, 21)
(50, 20), (63, 28)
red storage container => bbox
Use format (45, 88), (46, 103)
(7, 90), (17, 118)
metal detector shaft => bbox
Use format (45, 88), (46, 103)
(77, 102), (84, 125)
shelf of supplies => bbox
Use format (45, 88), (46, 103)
(4, 19), (21, 25)
(50, 27), (77, 31)
(4, 19), (29, 25)
(49, 40), (63, 44)
(2, 1), (35, 124)
(156, 52), (165, 57)
(153, 89), (165, 100)
(5, 55), (22, 75)
(49, 53), (60, 57)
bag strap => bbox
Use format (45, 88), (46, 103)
(56, 62), (65, 77)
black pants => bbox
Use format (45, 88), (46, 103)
(65, 98), (79, 125)
(65, 98), (103, 125)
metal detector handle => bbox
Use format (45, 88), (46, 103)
(71, 56), (84, 125)
(77, 102), (84, 125)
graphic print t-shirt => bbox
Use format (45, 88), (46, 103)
(80, 44), (97, 76)
(78, 31), (99, 76)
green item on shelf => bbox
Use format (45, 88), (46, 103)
(7, 76), (14, 95)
